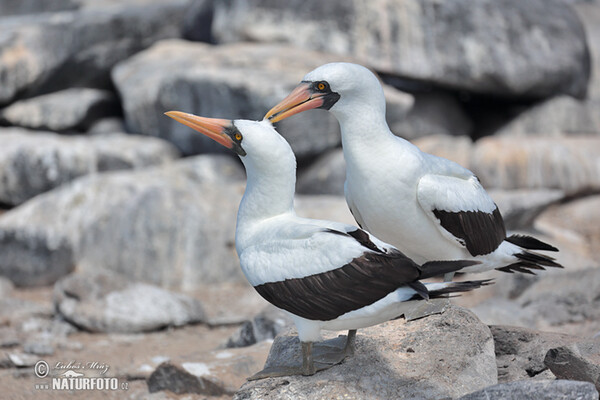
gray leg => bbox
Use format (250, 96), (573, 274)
(443, 272), (455, 282)
(302, 342), (316, 376)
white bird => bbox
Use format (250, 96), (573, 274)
(265, 62), (562, 280)
(165, 111), (491, 378)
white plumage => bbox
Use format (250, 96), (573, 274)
(266, 62), (562, 278)
(165, 112), (489, 377)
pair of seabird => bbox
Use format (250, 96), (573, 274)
(165, 113), (490, 378)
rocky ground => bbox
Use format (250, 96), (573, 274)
(0, 0), (600, 399)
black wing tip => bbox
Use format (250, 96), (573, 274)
(419, 259), (481, 279)
(496, 251), (564, 275)
(506, 234), (559, 252)
(427, 279), (494, 299)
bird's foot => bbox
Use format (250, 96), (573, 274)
(404, 298), (450, 321)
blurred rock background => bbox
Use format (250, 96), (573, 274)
(0, 0), (599, 399)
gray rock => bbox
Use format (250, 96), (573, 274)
(391, 92), (473, 140)
(518, 268), (600, 328)
(491, 325), (583, 383)
(545, 341), (600, 390)
(210, 0), (590, 99)
(487, 189), (565, 230)
(296, 149), (345, 195)
(0, 0), (187, 105)
(86, 117), (127, 135)
(236, 305), (497, 399)
(54, 270), (206, 333)
(0, 276), (14, 297)
(471, 136), (600, 192)
(226, 305), (292, 348)
(0, 156), (246, 288)
(459, 380), (599, 400)
(112, 39), (407, 157)
(0, 88), (119, 132)
(147, 342), (271, 395)
(0, 0), (79, 15)
(0, 128), (179, 206)
(575, 2), (600, 100)
(411, 134), (474, 169)
(23, 339), (55, 356)
(7, 352), (38, 368)
(496, 96), (600, 137)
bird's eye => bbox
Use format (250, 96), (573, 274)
(234, 133), (242, 141)
(317, 82), (327, 91)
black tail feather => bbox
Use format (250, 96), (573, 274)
(506, 234), (558, 252)
(427, 279), (495, 299)
(407, 281), (429, 300)
(419, 260), (481, 280)
(516, 251), (563, 268)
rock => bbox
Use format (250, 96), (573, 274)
(535, 195), (600, 255)
(0, 0), (187, 105)
(0, 128), (179, 206)
(491, 325), (584, 383)
(112, 39), (408, 157)
(235, 305), (497, 399)
(412, 134), (474, 169)
(147, 341), (271, 395)
(545, 341), (600, 390)
(391, 92), (473, 140)
(296, 149), (345, 195)
(210, 0), (590, 99)
(459, 380), (599, 400)
(23, 339), (55, 356)
(471, 136), (600, 192)
(487, 189), (565, 230)
(517, 268), (600, 330)
(54, 270), (206, 333)
(0, 156), (245, 289)
(0, 88), (119, 132)
(0, 276), (14, 297)
(226, 305), (292, 348)
(496, 96), (600, 137)
(86, 117), (127, 135)
(0, 298), (52, 326)
(7, 352), (38, 368)
(575, 2), (600, 100)
(0, 0), (79, 16)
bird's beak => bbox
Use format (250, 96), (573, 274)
(264, 83), (326, 123)
(165, 111), (235, 150)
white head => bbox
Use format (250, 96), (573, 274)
(265, 62), (386, 122)
(164, 112), (296, 177)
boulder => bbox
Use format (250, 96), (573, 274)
(296, 149), (345, 196)
(54, 270), (206, 333)
(209, 0), (590, 99)
(0, 0), (78, 15)
(0, 128), (179, 206)
(487, 189), (565, 230)
(112, 39), (411, 157)
(0, 0), (187, 105)
(411, 134), (474, 169)
(0, 156), (246, 288)
(491, 325), (584, 383)
(225, 305), (292, 348)
(459, 380), (599, 400)
(545, 341), (600, 390)
(0, 88), (119, 132)
(471, 136), (600, 192)
(147, 341), (271, 395)
(496, 96), (600, 137)
(235, 305), (497, 399)
(391, 92), (473, 140)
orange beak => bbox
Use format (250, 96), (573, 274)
(264, 83), (327, 123)
(165, 111), (236, 150)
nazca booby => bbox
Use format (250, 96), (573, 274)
(165, 111), (491, 378)
(265, 62), (563, 280)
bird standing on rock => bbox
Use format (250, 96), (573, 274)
(165, 111), (491, 379)
(265, 62), (563, 281)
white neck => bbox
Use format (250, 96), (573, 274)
(235, 151), (296, 252)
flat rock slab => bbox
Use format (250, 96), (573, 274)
(235, 305), (497, 399)
(112, 39), (411, 157)
(459, 379), (599, 400)
(210, 0), (590, 99)
(147, 341), (271, 396)
(54, 270), (206, 333)
(0, 128), (179, 206)
(0, 156), (245, 288)
(0, 0), (188, 105)
(0, 88), (119, 132)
